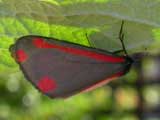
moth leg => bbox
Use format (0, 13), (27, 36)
(113, 49), (124, 54)
(85, 33), (95, 47)
(118, 20), (128, 56)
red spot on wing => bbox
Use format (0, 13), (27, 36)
(37, 76), (57, 93)
(81, 71), (124, 93)
(32, 37), (125, 63)
(15, 49), (28, 62)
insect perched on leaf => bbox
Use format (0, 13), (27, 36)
(9, 21), (134, 98)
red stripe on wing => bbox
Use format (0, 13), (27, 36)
(80, 71), (124, 93)
(32, 38), (125, 63)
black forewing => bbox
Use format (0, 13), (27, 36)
(10, 35), (130, 98)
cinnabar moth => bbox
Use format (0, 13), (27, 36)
(9, 21), (133, 98)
